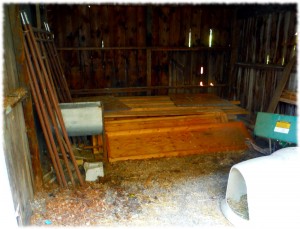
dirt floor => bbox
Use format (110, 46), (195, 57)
(30, 150), (261, 227)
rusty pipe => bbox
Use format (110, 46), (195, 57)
(44, 33), (72, 101)
(26, 23), (84, 185)
(24, 36), (65, 187)
(35, 31), (65, 102)
(24, 27), (76, 186)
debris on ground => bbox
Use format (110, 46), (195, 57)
(30, 150), (260, 227)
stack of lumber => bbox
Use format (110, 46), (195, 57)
(95, 95), (248, 121)
(105, 115), (250, 162)
(88, 93), (251, 162)
(279, 90), (297, 105)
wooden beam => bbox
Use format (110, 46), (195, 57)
(228, 9), (239, 94)
(57, 46), (231, 52)
(235, 62), (285, 71)
(267, 56), (296, 113)
(35, 4), (41, 29)
(9, 6), (43, 191)
(71, 84), (228, 95)
(147, 49), (152, 95)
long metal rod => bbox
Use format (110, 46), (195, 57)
(26, 23), (84, 185)
(24, 34), (66, 187)
(35, 31), (66, 102)
(47, 37), (72, 101)
(24, 26), (76, 186)
(42, 32), (72, 102)
(34, 27), (72, 102)
(35, 32), (62, 101)
(25, 64), (64, 186)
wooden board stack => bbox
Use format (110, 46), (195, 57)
(87, 94), (251, 162)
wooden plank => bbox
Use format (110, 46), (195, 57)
(146, 49), (152, 95)
(267, 56), (296, 112)
(169, 6), (181, 46)
(126, 6), (137, 89)
(118, 95), (171, 101)
(57, 46), (231, 51)
(70, 84), (229, 95)
(104, 107), (248, 119)
(92, 135), (102, 154)
(105, 112), (228, 132)
(170, 93), (234, 106)
(235, 62), (285, 71)
(73, 95), (130, 112)
(136, 6), (146, 95)
(191, 8), (202, 47)
(103, 94), (248, 119)
(279, 97), (297, 105)
(10, 6), (44, 194)
(106, 121), (251, 162)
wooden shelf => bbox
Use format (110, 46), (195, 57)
(279, 90), (297, 105)
(235, 62), (285, 71)
(57, 46), (231, 52)
(71, 84), (228, 95)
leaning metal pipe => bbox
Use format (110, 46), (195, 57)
(24, 36), (65, 187)
(35, 31), (64, 102)
(25, 62), (64, 186)
(24, 26), (76, 186)
(41, 32), (70, 102)
(34, 29), (64, 101)
(49, 41), (72, 101)
(38, 27), (72, 102)
(26, 23), (84, 185)
(33, 25), (71, 102)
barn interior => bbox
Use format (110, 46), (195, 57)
(1, 2), (298, 227)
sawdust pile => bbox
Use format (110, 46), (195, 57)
(30, 150), (260, 227)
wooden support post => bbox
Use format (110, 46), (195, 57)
(228, 8), (238, 99)
(35, 4), (41, 29)
(22, 95), (44, 191)
(147, 48), (152, 95)
(8, 6), (43, 191)
(267, 56), (296, 113)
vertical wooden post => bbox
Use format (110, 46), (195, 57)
(228, 8), (239, 99)
(136, 6), (146, 94)
(35, 4), (41, 29)
(147, 48), (152, 95)
(9, 5), (43, 191)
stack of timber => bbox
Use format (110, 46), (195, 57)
(85, 94), (248, 121)
(279, 90), (297, 105)
(79, 94), (251, 162)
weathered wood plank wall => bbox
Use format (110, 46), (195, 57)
(232, 7), (297, 118)
(46, 4), (234, 96)
(3, 5), (36, 225)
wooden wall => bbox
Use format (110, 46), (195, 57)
(46, 4), (234, 96)
(231, 7), (297, 119)
(3, 5), (36, 225)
